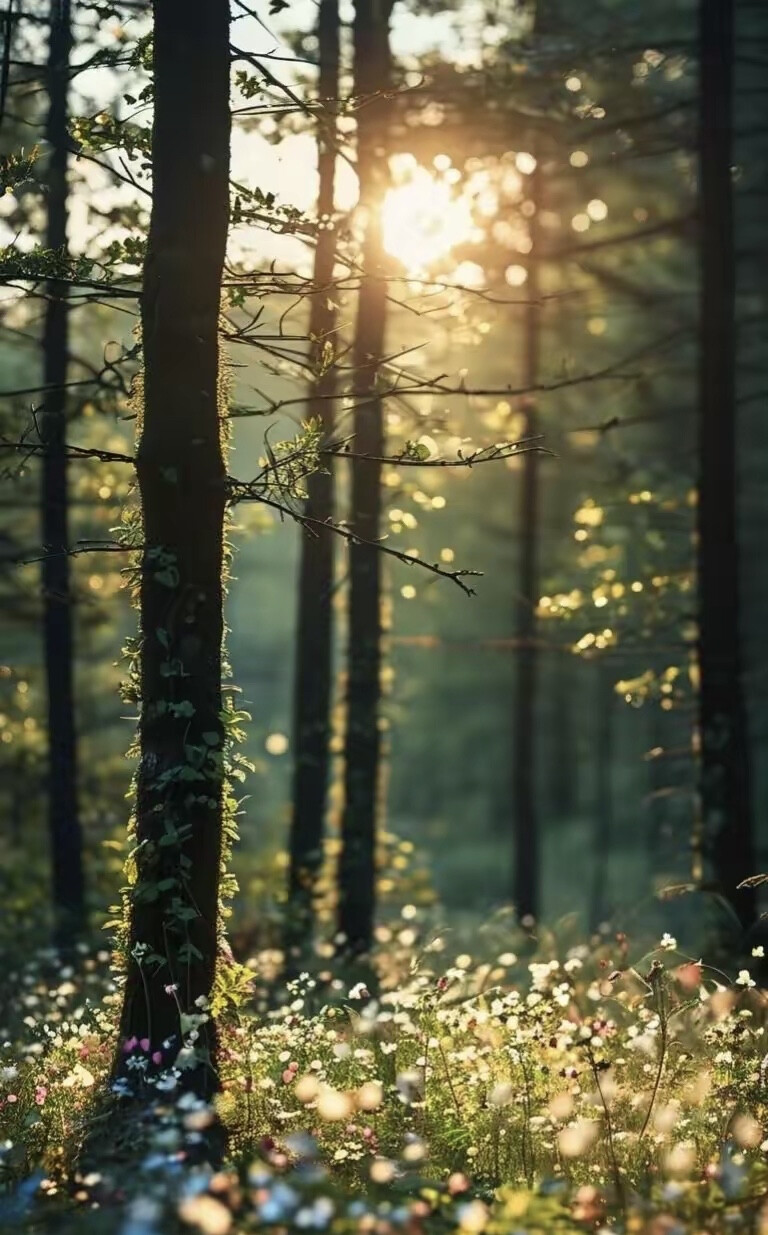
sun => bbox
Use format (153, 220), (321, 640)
(381, 159), (477, 275)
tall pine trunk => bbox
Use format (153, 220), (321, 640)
(589, 661), (614, 931)
(550, 652), (577, 818)
(697, 0), (755, 930)
(285, 0), (341, 965)
(511, 157), (542, 922)
(337, 0), (392, 958)
(116, 0), (231, 1095)
(41, 0), (85, 954)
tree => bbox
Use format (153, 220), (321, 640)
(337, 0), (393, 959)
(696, 0), (755, 931)
(40, 0), (86, 953)
(286, 0), (341, 965)
(116, 0), (232, 1096)
(511, 154), (542, 923)
(589, 658), (614, 931)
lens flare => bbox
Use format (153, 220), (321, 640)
(381, 165), (476, 274)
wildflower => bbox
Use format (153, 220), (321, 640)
(178, 1195), (232, 1235)
(348, 982), (370, 1001)
(457, 1200), (488, 1232)
(659, 933), (677, 951)
(731, 1113), (762, 1148)
(295, 1074), (319, 1102)
(154, 1072), (179, 1092)
(558, 1119), (599, 1158)
(489, 1081), (514, 1106)
(664, 1142), (696, 1176)
(357, 1080), (383, 1111)
(571, 1185), (604, 1223)
(316, 1087), (353, 1121)
(34, 1085), (47, 1105)
(736, 969), (756, 988)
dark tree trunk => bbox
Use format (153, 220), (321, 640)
(548, 371), (577, 820)
(550, 652), (577, 818)
(646, 703), (666, 877)
(589, 661), (614, 932)
(697, 0), (755, 930)
(285, 0), (341, 966)
(337, 0), (392, 959)
(511, 158), (542, 923)
(116, 0), (231, 1097)
(41, 0), (85, 954)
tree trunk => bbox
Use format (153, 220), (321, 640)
(697, 0), (755, 930)
(589, 661), (614, 931)
(41, 0), (85, 955)
(550, 652), (577, 819)
(116, 0), (231, 1097)
(511, 157), (542, 923)
(285, 0), (341, 967)
(337, 0), (392, 959)
(646, 703), (666, 879)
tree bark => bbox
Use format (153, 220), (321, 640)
(589, 661), (614, 931)
(511, 157), (542, 923)
(697, 0), (755, 930)
(41, 0), (85, 955)
(337, 0), (392, 959)
(285, 0), (341, 967)
(116, 0), (231, 1096)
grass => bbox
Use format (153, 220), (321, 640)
(1, 908), (768, 1233)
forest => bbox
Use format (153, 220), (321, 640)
(1, 0), (767, 1230)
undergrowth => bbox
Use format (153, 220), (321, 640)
(2, 913), (768, 1232)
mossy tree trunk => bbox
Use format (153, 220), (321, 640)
(116, 0), (231, 1097)
(41, 0), (85, 954)
(337, 0), (392, 959)
(286, 0), (341, 967)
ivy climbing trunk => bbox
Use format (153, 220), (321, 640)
(511, 155), (542, 923)
(41, 0), (85, 954)
(285, 0), (341, 966)
(337, 0), (392, 959)
(116, 0), (231, 1096)
(697, 0), (755, 930)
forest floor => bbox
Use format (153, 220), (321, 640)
(0, 910), (766, 1234)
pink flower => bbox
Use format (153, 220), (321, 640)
(6, 1094), (17, 1104)
(123, 1036), (138, 1053)
(152, 1051), (163, 1066)
(35, 1086), (47, 1105)
(139, 1038), (150, 1053)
